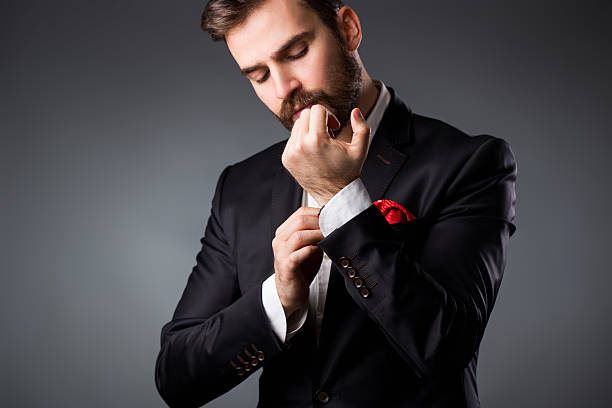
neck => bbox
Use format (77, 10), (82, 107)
(336, 70), (380, 143)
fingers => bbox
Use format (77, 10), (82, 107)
(350, 107), (371, 156)
(309, 104), (327, 134)
(275, 215), (321, 242)
(288, 245), (322, 267)
(309, 104), (341, 140)
(292, 107), (310, 137)
(285, 229), (324, 252)
(274, 206), (321, 241)
(327, 109), (341, 131)
(273, 228), (323, 260)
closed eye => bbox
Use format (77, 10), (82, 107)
(287, 46), (308, 60)
(254, 46), (308, 84)
(255, 70), (270, 84)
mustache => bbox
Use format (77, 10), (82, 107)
(279, 89), (333, 125)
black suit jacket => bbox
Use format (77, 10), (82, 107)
(155, 86), (517, 407)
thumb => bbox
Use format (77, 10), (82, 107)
(350, 108), (371, 155)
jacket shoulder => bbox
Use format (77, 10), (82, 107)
(216, 139), (287, 195)
(213, 138), (287, 215)
(410, 113), (514, 164)
(230, 139), (286, 175)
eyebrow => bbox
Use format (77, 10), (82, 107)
(240, 30), (314, 76)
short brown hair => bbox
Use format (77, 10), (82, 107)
(201, 0), (344, 42)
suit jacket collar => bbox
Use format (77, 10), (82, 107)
(270, 85), (414, 236)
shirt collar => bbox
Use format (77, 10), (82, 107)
(365, 80), (391, 152)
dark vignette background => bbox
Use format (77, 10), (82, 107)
(2, 0), (611, 407)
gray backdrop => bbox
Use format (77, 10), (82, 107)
(2, 0), (611, 407)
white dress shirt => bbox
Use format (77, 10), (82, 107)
(262, 81), (391, 343)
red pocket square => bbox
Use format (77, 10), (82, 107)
(373, 199), (416, 224)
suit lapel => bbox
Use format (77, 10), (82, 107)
(361, 85), (414, 201)
(361, 137), (407, 201)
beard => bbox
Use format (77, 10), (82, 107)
(276, 39), (362, 132)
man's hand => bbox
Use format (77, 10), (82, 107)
(282, 104), (371, 206)
(272, 206), (324, 319)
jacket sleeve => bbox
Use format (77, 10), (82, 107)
(317, 137), (517, 378)
(155, 165), (285, 408)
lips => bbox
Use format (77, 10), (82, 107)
(292, 104), (313, 121)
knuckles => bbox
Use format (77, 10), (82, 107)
(359, 124), (372, 138)
(285, 253), (297, 268)
(281, 147), (300, 168)
(297, 207), (311, 216)
(281, 151), (290, 167)
(291, 230), (304, 247)
(294, 215), (305, 230)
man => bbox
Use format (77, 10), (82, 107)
(155, 0), (517, 407)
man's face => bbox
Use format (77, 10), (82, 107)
(226, 0), (361, 131)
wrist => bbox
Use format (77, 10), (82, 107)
(281, 300), (307, 320)
(311, 179), (354, 206)
(275, 276), (308, 318)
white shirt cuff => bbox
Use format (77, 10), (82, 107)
(261, 274), (308, 343)
(319, 178), (372, 237)
(286, 306), (308, 342)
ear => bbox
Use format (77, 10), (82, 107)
(336, 6), (362, 51)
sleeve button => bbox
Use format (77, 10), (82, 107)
(250, 344), (265, 361)
(353, 277), (364, 288)
(339, 257), (351, 268)
(360, 287), (371, 298)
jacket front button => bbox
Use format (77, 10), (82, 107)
(316, 390), (330, 403)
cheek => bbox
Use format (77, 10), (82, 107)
(298, 45), (337, 90)
(253, 86), (282, 115)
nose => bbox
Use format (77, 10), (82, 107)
(271, 67), (300, 100)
